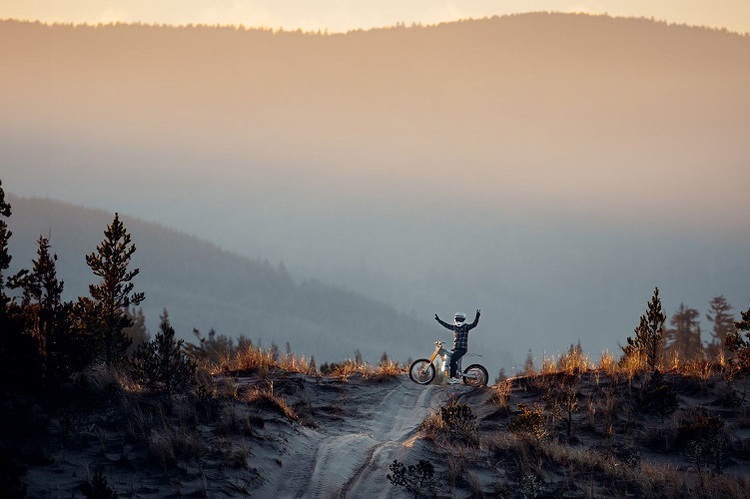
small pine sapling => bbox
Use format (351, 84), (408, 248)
(623, 287), (666, 372)
(131, 310), (196, 394)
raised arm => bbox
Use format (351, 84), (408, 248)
(434, 314), (453, 330)
(468, 309), (481, 329)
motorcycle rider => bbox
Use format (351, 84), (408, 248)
(434, 309), (481, 384)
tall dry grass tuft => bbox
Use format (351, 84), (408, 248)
(618, 351), (646, 384)
(146, 424), (207, 471)
(374, 358), (404, 379)
(637, 462), (750, 499)
(279, 353), (313, 375)
(228, 344), (277, 375)
(70, 362), (126, 402)
(492, 380), (512, 412)
(319, 357), (404, 381)
(211, 342), (318, 379)
(558, 344), (590, 374)
(243, 383), (299, 422)
(596, 350), (616, 375)
(541, 354), (557, 375)
(681, 357), (715, 393)
(320, 359), (365, 378)
(215, 342), (402, 382)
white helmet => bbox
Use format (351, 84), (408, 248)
(454, 312), (466, 323)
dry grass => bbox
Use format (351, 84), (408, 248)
(491, 380), (512, 411)
(319, 358), (405, 381)
(459, 349), (750, 498)
(596, 350), (616, 374)
(419, 399), (480, 448)
(243, 383), (299, 422)
(483, 422), (750, 499)
(540, 354), (557, 375)
(209, 343), (405, 383)
(147, 424), (208, 471)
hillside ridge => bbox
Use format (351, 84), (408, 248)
(5, 194), (435, 365)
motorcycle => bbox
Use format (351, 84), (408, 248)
(408, 340), (489, 387)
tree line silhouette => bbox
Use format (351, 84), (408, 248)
(0, 179), (192, 395)
(2, 174), (749, 395)
(622, 287), (750, 374)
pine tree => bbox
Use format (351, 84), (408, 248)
(131, 310), (195, 394)
(379, 351), (390, 366)
(707, 295), (735, 357)
(624, 287), (666, 371)
(308, 355), (317, 375)
(0, 181), (43, 391)
(664, 303), (702, 360)
(123, 306), (149, 356)
(85, 213), (145, 364)
(9, 235), (70, 382)
(0, 179), (12, 304)
(14, 237), (65, 355)
(725, 302), (750, 372)
(523, 349), (535, 375)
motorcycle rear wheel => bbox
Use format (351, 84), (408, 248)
(408, 359), (436, 385)
(463, 364), (489, 387)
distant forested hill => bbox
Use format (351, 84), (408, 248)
(5, 195), (432, 364)
(1, 14), (747, 370)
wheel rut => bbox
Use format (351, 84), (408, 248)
(265, 375), (461, 498)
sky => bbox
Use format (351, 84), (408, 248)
(2, 0), (749, 34)
(2, 3), (749, 369)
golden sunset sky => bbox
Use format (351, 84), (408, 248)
(2, 0), (749, 34)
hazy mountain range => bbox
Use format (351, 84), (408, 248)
(6, 194), (437, 365)
(1, 13), (749, 372)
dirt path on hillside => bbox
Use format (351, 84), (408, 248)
(258, 377), (455, 498)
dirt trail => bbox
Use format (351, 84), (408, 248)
(260, 376), (452, 498)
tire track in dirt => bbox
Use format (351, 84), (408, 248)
(265, 376), (456, 498)
(332, 379), (448, 498)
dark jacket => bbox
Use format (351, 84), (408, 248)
(435, 310), (480, 350)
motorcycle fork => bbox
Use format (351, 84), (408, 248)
(422, 347), (442, 374)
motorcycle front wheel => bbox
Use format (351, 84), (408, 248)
(463, 364), (489, 387)
(408, 359), (436, 385)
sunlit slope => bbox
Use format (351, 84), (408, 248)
(1, 13), (749, 225)
(6, 195), (433, 364)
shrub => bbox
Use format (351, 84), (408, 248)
(543, 376), (579, 439)
(387, 459), (435, 498)
(677, 409), (729, 473)
(520, 472), (544, 499)
(509, 404), (548, 442)
(638, 372), (678, 422)
(419, 400), (479, 446)
(80, 469), (118, 499)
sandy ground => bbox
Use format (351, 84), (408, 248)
(24, 374), (466, 498)
(24, 370), (750, 498)
(255, 377), (456, 498)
